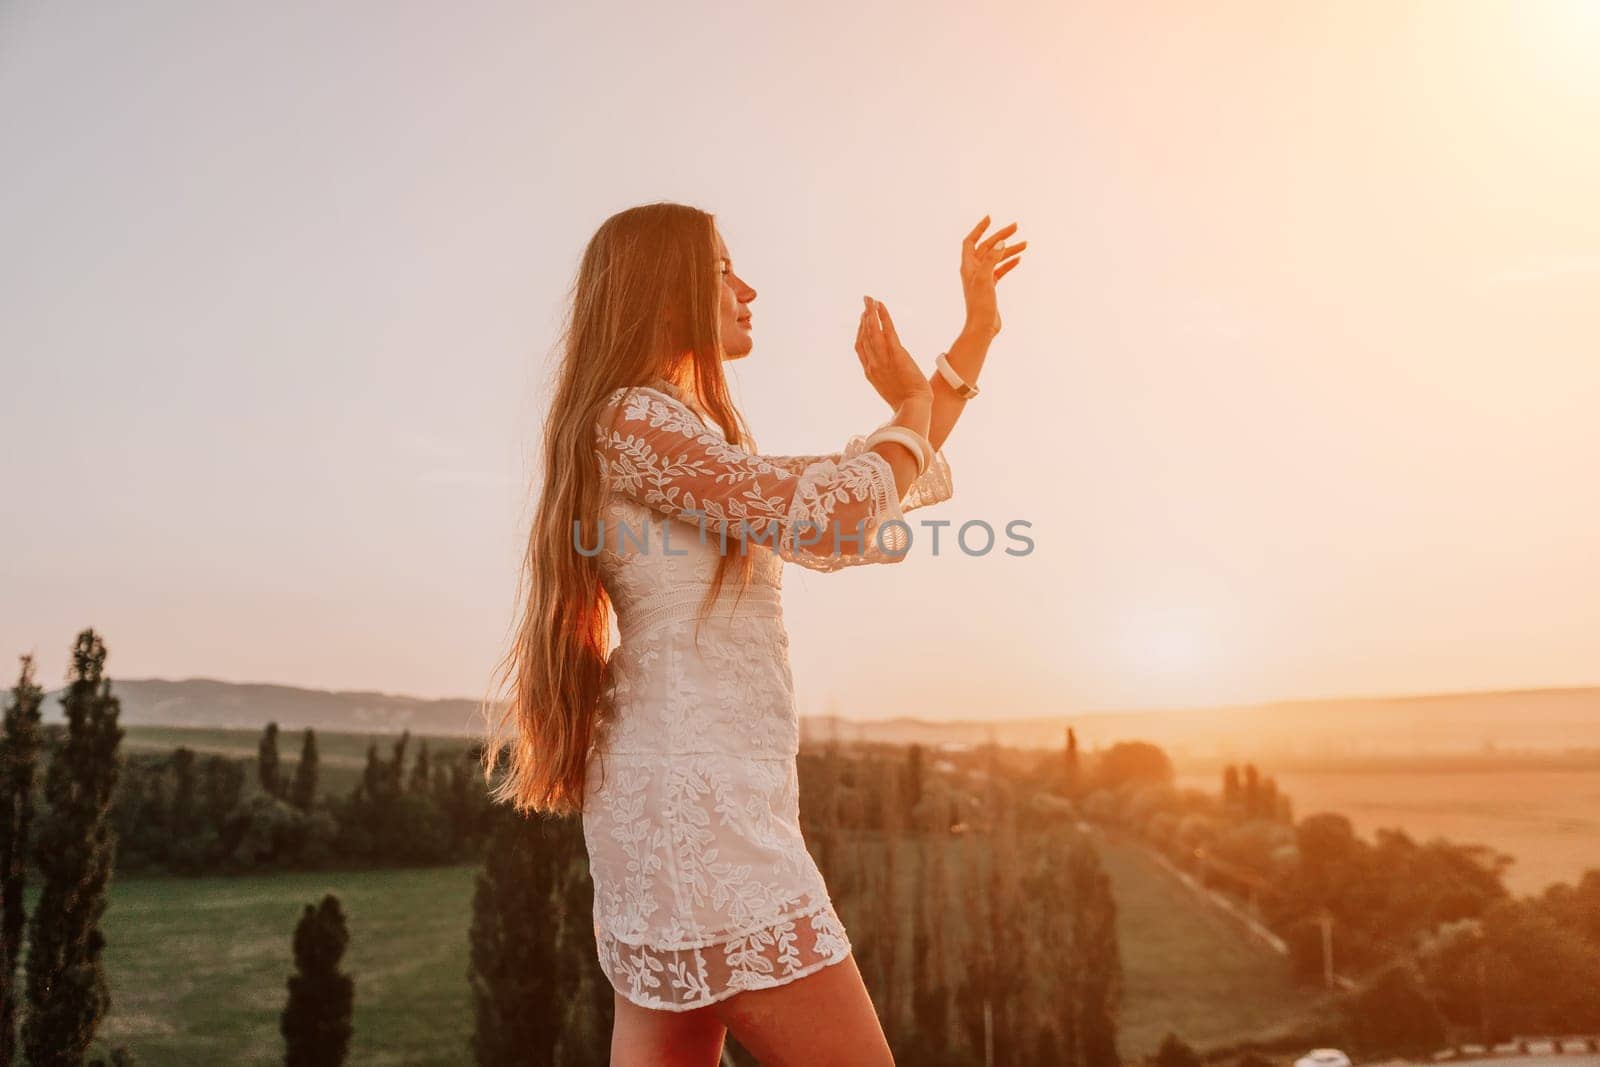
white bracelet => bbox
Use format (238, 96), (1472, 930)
(865, 426), (929, 477)
(935, 352), (980, 399)
(864, 424), (931, 478)
(896, 421), (936, 472)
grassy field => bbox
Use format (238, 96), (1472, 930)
(81, 727), (1341, 1061)
(65, 865), (480, 1066)
(91, 851), (1315, 1063)
(1092, 832), (1326, 1058)
(1178, 767), (1600, 894)
(22, 834), (1325, 1063)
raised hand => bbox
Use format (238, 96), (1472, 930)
(961, 215), (1026, 337)
(856, 295), (933, 411)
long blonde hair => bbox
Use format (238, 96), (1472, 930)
(479, 202), (761, 816)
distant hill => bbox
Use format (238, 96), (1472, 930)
(800, 686), (1600, 760)
(42, 677), (485, 737)
(39, 677), (1600, 759)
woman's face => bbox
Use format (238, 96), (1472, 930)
(713, 228), (757, 359)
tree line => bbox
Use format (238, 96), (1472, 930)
(469, 735), (1126, 1067)
(1054, 729), (1600, 1059)
(110, 721), (497, 876)
(3, 631), (1129, 1065)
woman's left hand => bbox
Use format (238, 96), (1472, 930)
(961, 215), (1026, 338)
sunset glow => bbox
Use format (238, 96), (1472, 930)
(2, 1), (1596, 722)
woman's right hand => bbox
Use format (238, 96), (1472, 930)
(856, 296), (933, 412)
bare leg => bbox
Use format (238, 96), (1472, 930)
(710, 952), (893, 1067)
(610, 991), (728, 1067)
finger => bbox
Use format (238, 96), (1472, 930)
(878, 301), (901, 343)
(859, 301), (879, 357)
(868, 304), (890, 360)
(995, 256), (1021, 282)
(978, 222), (1019, 254)
(979, 222), (1017, 255)
(864, 310), (884, 360)
(997, 239), (1028, 261)
(964, 215), (990, 246)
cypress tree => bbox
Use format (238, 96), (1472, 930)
(258, 722), (283, 800)
(281, 893), (354, 1067)
(408, 740), (431, 795)
(986, 780), (1029, 1065)
(551, 828), (611, 1067)
(388, 731), (410, 794)
(958, 740), (1026, 1065)
(359, 742), (384, 801)
(814, 733), (843, 892)
(1070, 836), (1123, 1067)
(876, 757), (904, 1039)
(201, 755), (244, 831)
(289, 729), (319, 813)
(23, 629), (126, 1066)
(1261, 776), (1279, 824)
(910, 826), (961, 1061)
(1064, 726), (1082, 799)
(904, 743), (924, 811)
(957, 823), (997, 1065)
(1, 655), (46, 1063)
(170, 746), (198, 839)
(553, 967), (607, 1067)
(469, 809), (586, 1065)
(144, 776), (169, 858)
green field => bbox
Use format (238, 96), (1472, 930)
(73, 728), (1334, 1062)
(37, 840), (1326, 1063)
(1093, 833), (1326, 1059)
(73, 865), (479, 1066)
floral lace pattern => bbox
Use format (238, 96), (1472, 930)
(580, 379), (954, 1011)
(593, 383), (953, 570)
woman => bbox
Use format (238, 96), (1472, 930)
(483, 202), (1024, 1066)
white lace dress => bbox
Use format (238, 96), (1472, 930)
(581, 377), (954, 1012)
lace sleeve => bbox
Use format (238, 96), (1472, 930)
(762, 436), (954, 512)
(757, 452), (842, 478)
(840, 432), (953, 512)
(595, 386), (946, 572)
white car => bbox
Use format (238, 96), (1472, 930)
(1294, 1050), (1352, 1067)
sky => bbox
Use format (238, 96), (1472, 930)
(2, 1), (1597, 720)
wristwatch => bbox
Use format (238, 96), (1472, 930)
(935, 352), (980, 399)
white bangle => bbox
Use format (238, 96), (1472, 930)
(866, 426), (930, 477)
(864, 424), (931, 478)
(935, 352), (980, 399)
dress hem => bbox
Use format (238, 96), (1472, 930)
(594, 895), (854, 1014)
(604, 941), (854, 1015)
